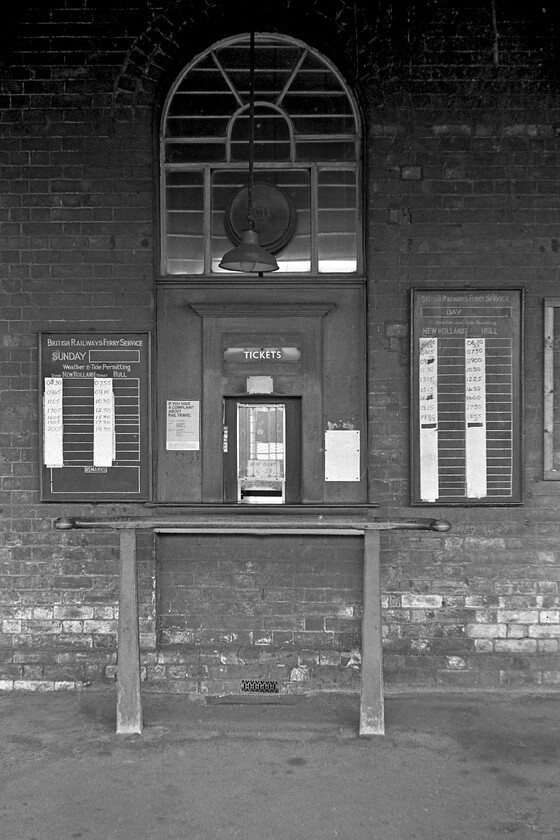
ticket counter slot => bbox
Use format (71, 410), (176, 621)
(224, 398), (301, 504)
(238, 403), (285, 504)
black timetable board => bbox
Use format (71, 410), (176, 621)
(410, 290), (523, 506)
(39, 332), (151, 501)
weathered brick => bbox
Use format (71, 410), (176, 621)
(497, 610), (540, 624)
(2, 620), (22, 634)
(542, 671), (560, 685)
(466, 624), (507, 639)
(494, 639), (538, 653)
(53, 606), (94, 620)
(401, 595), (443, 609)
(539, 611), (560, 623)
(528, 625), (560, 639)
(537, 640), (559, 653)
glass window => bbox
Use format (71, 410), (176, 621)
(210, 169), (311, 273)
(164, 171), (205, 275)
(161, 34), (362, 276)
(318, 169), (358, 273)
(237, 403), (286, 503)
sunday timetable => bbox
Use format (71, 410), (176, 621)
(39, 332), (151, 501)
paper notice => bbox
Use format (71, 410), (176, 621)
(419, 337), (439, 502)
(166, 400), (200, 450)
(93, 378), (115, 467)
(465, 337), (487, 498)
(324, 430), (360, 481)
(43, 377), (64, 467)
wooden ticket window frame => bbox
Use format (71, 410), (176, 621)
(410, 289), (523, 506)
(190, 302), (332, 504)
(544, 298), (560, 479)
(223, 397), (302, 503)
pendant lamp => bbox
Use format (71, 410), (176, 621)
(219, 32), (279, 274)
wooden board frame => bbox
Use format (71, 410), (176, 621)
(410, 289), (523, 506)
(544, 298), (560, 479)
(39, 331), (152, 502)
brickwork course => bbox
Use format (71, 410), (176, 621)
(1, 1), (560, 696)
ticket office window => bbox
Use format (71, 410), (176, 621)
(223, 397), (302, 504)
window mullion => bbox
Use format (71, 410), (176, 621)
(310, 164), (318, 274)
(204, 167), (212, 274)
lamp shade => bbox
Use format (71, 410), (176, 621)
(219, 228), (279, 273)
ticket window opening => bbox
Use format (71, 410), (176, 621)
(224, 398), (301, 504)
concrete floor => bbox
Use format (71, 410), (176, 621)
(1, 688), (559, 840)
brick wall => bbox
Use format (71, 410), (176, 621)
(1, 1), (560, 693)
(368, 113), (560, 688)
(0, 2), (156, 690)
(154, 535), (363, 694)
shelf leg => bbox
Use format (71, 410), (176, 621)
(360, 529), (385, 735)
(116, 529), (143, 734)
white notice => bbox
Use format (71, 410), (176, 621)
(166, 400), (200, 450)
(43, 377), (64, 467)
(465, 338), (487, 498)
(324, 430), (360, 481)
(419, 337), (439, 502)
(93, 378), (115, 467)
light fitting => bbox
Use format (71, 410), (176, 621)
(219, 31), (279, 274)
(219, 226), (280, 273)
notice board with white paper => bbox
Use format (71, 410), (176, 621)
(324, 430), (361, 482)
(410, 290), (523, 506)
(39, 332), (151, 501)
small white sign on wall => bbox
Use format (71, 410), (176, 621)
(166, 400), (200, 450)
(324, 430), (360, 481)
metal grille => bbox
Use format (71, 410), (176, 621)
(240, 679), (279, 694)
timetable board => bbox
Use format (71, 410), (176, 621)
(39, 332), (151, 501)
(411, 290), (523, 506)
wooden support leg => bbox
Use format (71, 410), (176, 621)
(116, 529), (143, 735)
(360, 529), (385, 736)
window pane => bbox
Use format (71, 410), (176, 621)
(166, 211), (202, 236)
(296, 140), (357, 162)
(230, 107), (292, 162)
(211, 169), (311, 274)
(166, 257), (204, 274)
(237, 404), (285, 503)
(318, 237), (357, 273)
(168, 93), (236, 118)
(292, 115), (356, 135)
(164, 171), (204, 274)
(282, 92), (352, 115)
(317, 169), (357, 273)
(217, 42), (302, 105)
(230, 138), (292, 162)
(174, 55), (230, 92)
(165, 142), (225, 164)
(166, 116), (229, 139)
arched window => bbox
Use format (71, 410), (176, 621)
(160, 33), (362, 276)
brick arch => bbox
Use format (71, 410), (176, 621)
(112, 0), (364, 108)
(111, 3), (201, 106)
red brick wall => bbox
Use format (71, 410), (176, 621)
(1, 1), (559, 693)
